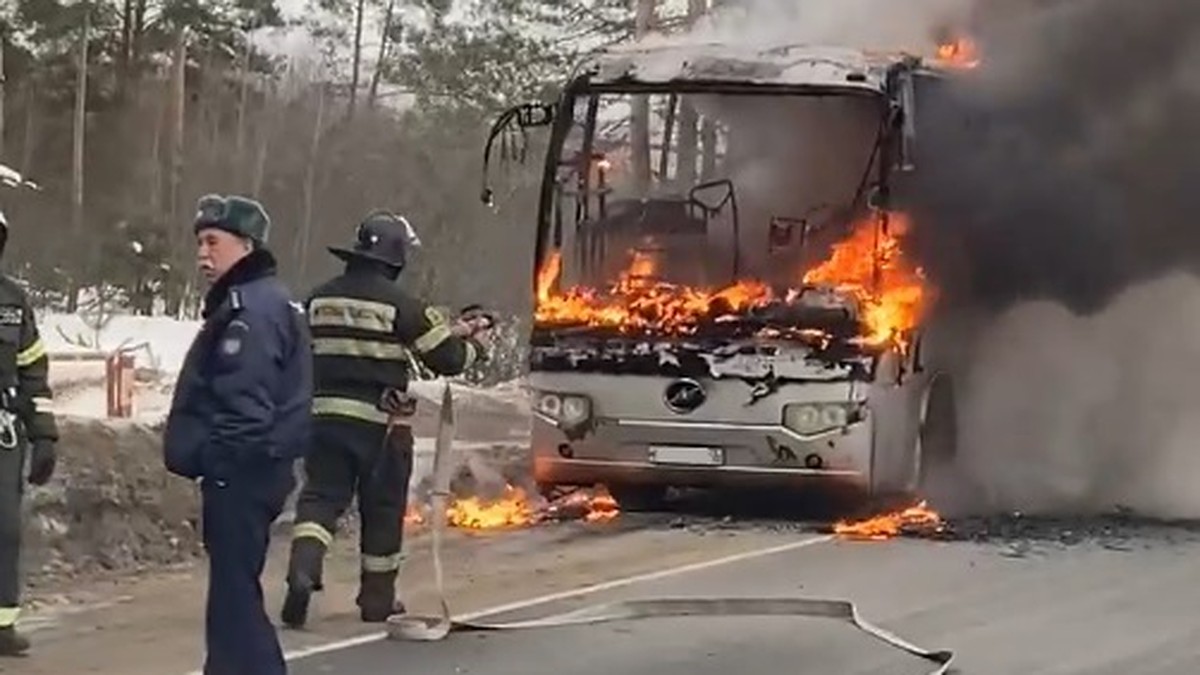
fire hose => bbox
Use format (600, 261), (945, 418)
(385, 384), (954, 675)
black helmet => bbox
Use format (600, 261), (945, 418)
(328, 211), (421, 270)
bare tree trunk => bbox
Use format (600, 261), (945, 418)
(149, 75), (167, 217)
(0, 30), (6, 160)
(348, 0), (366, 119)
(118, 0), (133, 100)
(298, 84), (327, 283)
(367, 0), (394, 110)
(166, 27), (187, 314)
(68, 3), (91, 314)
(251, 100), (273, 196)
(235, 32), (252, 180)
(630, 0), (656, 192)
(676, 0), (706, 187)
(253, 61), (292, 197)
(701, 117), (718, 180)
(20, 80), (36, 176)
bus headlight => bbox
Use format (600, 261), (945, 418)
(782, 402), (860, 436)
(535, 391), (593, 428)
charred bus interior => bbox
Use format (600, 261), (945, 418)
(526, 73), (919, 382)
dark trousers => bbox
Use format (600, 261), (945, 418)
(0, 439), (23, 628)
(202, 463), (294, 675)
(288, 417), (412, 614)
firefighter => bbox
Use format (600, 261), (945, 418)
(163, 195), (311, 675)
(281, 211), (491, 629)
(0, 209), (58, 656)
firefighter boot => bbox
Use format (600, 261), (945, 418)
(0, 626), (30, 656)
(281, 538), (327, 629)
(357, 571), (405, 623)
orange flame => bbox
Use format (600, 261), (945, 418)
(534, 247), (772, 335)
(442, 484), (622, 530)
(447, 484), (536, 530)
(584, 491), (620, 523)
(833, 501), (944, 540)
(534, 211), (930, 350)
(802, 213), (930, 349)
(935, 36), (981, 69)
(403, 505), (425, 526)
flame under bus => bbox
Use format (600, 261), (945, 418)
(505, 41), (961, 508)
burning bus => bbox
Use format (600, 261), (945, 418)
(481, 40), (974, 510)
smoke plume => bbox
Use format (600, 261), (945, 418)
(911, 0), (1200, 517)
(652, 0), (977, 282)
(669, 0), (974, 53)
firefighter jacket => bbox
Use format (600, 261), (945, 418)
(305, 266), (484, 425)
(0, 276), (58, 445)
(164, 249), (312, 482)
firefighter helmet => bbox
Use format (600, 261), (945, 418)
(328, 211), (421, 270)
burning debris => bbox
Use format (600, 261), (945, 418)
(534, 212), (930, 354)
(933, 35), (981, 70)
(406, 485), (621, 531)
(447, 484), (536, 529)
(833, 501), (946, 540)
(800, 213), (929, 350)
(535, 248), (773, 336)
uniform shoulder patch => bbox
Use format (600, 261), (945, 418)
(219, 319), (250, 356)
(0, 305), (21, 325)
(220, 335), (243, 356)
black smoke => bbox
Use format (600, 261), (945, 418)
(905, 0), (1200, 315)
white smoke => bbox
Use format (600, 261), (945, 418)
(947, 272), (1200, 519)
(648, 0), (975, 53)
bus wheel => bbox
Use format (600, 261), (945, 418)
(918, 375), (958, 493)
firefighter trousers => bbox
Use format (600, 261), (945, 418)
(288, 416), (413, 617)
(0, 436), (24, 631)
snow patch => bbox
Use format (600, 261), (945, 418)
(43, 313), (529, 424)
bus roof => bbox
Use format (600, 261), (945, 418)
(577, 42), (945, 94)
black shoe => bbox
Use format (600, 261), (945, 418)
(282, 537), (327, 629)
(281, 583), (312, 629)
(357, 571), (401, 623)
(360, 600), (405, 623)
(0, 626), (30, 656)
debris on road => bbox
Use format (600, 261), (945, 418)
(938, 510), (1200, 550)
(406, 484), (621, 531)
(827, 500), (1200, 554)
(832, 500), (946, 541)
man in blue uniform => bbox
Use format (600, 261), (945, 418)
(164, 194), (311, 675)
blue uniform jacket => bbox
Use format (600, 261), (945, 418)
(163, 249), (312, 483)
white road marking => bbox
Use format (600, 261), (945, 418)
(274, 533), (835, 666)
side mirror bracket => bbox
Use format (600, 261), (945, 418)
(481, 103), (555, 206)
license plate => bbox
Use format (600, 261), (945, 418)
(648, 445), (724, 466)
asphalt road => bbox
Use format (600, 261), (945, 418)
(288, 529), (1200, 675)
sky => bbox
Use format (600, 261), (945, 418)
(254, 0), (695, 62)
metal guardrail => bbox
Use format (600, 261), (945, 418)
(47, 351), (109, 362)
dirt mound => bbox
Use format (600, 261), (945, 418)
(23, 417), (202, 587)
(19, 385), (533, 590)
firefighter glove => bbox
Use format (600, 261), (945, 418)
(28, 438), (56, 486)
